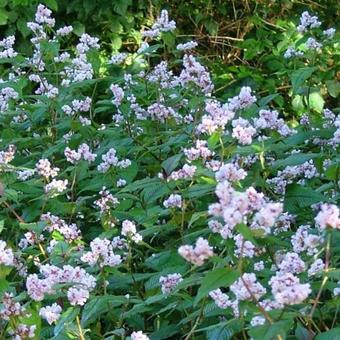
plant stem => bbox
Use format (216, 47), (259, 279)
(76, 315), (85, 340)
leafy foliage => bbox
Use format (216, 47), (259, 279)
(0, 4), (339, 340)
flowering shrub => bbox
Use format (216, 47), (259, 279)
(0, 5), (339, 340)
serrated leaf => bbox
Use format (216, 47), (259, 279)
(284, 184), (325, 213)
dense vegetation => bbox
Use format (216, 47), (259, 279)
(0, 2), (339, 340)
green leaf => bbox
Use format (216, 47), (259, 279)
(326, 80), (340, 98)
(42, 0), (58, 11)
(248, 319), (293, 340)
(54, 307), (80, 336)
(236, 223), (258, 245)
(188, 211), (207, 228)
(0, 220), (4, 234)
(0, 278), (9, 294)
(315, 328), (340, 340)
(162, 154), (182, 176)
(309, 92), (324, 113)
(186, 184), (215, 199)
(20, 221), (46, 235)
(194, 268), (240, 305)
(272, 153), (320, 168)
(290, 67), (317, 94)
(284, 184), (325, 213)
(0, 8), (9, 25)
(81, 295), (127, 327)
(258, 93), (279, 107)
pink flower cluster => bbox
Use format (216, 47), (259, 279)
(41, 212), (81, 242)
(168, 164), (197, 181)
(97, 148), (131, 172)
(315, 204), (340, 230)
(94, 187), (119, 214)
(142, 9), (176, 38)
(178, 237), (214, 266)
(0, 144), (16, 164)
(81, 237), (122, 268)
(26, 264), (96, 305)
(64, 143), (97, 164)
(39, 303), (62, 324)
(163, 194), (182, 209)
(159, 273), (183, 294)
(184, 140), (213, 161)
(35, 159), (59, 179)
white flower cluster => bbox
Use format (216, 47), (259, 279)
(121, 220), (142, 244)
(227, 86), (257, 111)
(308, 259), (325, 277)
(254, 109), (295, 136)
(277, 252), (306, 274)
(9, 324), (36, 340)
(297, 11), (321, 33)
(215, 163), (247, 182)
(146, 102), (179, 123)
(62, 97), (92, 116)
(176, 41), (198, 51)
(231, 117), (257, 145)
(0, 240), (15, 266)
(0, 87), (18, 112)
(0, 35), (17, 58)
(56, 25), (73, 36)
(284, 47), (304, 59)
(291, 225), (322, 255)
(29, 74), (59, 98)
(108, 52), (128, 65)
(131, 331), (150, 340)
(323, 28), (336, 39)
(60, 33), (99, 85)
(180, 54), (213, 94)
(306, 37), (322, 50)
(44, 179), (68, 194)
(111, 84), (124, 107)
(35, 158), (59, 179)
